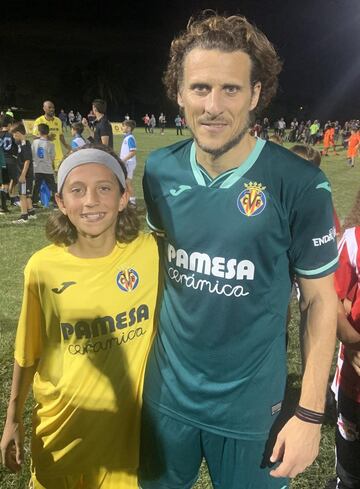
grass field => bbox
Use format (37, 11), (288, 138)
(0, 128), (358, 488)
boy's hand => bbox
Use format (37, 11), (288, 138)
(346, 348), (360, 376)
(48, 133), (55, 141)
(18, 174), (25, 184)
(0, 419), (24, 472)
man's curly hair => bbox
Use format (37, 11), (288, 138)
(163, 11), (282, 115)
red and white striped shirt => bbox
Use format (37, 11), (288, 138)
(332, 227), (360, 402)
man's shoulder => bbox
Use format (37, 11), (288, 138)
(34, 115), (45, 124)
(263, 141), (322, 182)
(147, 138), (192, 166)
(258, 141), (331, 203)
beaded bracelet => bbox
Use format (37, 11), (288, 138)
(295, 405), (325, 424)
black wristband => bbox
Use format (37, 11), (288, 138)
(295, 405), (325, 424)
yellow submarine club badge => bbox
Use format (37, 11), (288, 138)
(237, 182), (267, 217)
(116, 268), (139, 292)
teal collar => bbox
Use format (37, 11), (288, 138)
(190, 138), (266, 188)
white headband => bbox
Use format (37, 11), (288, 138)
(57, 148), (126, 192)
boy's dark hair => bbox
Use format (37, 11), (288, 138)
(123, 120), (136, 131)
(38, 123), (50, 135)
(0, 114), (14, 128)
(92, 99), (107, 114)
(46, 144), (140, 246)
(71, 122), (84, 134)
(289, 144), (322, 167)
(10, 121), (26, 135)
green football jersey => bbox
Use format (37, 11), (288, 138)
(143, 138), (338, 439)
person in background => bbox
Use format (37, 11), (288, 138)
(82, 99), (113, 149)
(120, 120), (137, 205)
(33, 101), (70, 171)
(10, 122), (36, 224)
(71, 122), (86, 150)
(31, 123), (57, 207)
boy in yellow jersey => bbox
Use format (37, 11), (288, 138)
(0, 145), (159, 489)
(33, 100), (71, 170)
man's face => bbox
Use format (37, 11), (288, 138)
(177, 48), (261, 158)
(43, 102), (55, 118)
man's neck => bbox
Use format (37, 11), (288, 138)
(44, 114), (54, 121)
(96, 113), (104, 121)
(195, 133), (257, 178)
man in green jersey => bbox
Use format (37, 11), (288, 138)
(139, 12), (338, 489)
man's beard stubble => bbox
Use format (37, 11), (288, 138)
(189, 117), (251, 159)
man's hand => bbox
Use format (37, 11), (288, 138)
(270, 416), (321, 478)
(345, 348), (360, 376)
(0, 419), (24, 472)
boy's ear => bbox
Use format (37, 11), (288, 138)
(55, 193), (67, 215)
(119, 188), (130, 212)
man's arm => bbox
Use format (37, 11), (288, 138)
(100, 135), (109, 146)
(270, 273), (337, 478)
(1, 361), (37, 472)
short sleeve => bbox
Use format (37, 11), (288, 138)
(32, 118), (40, 136)
(22, 142), (32, 162)
(15, 260), (43, 367)
(100, 121), (112, 138)
(289, 171), (338, 278)
(143, 161), (164, 234)
(128, 135), (136, 151)
(71, 140), (78, 149)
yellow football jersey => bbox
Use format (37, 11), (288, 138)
(15, 233), (159, 479)
(32, 115), (64, 169)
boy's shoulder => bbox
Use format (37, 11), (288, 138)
(26, 245), (66, 270)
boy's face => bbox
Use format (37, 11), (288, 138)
(12, 131), (24, 142)
(71, 127), (76, 136)
(56, 163), (128, 241)
(122, 124), (130, 134)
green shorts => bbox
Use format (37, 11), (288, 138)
(139, 401), (289, 489)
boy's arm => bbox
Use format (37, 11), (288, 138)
(82, 118), (95, 139)
(337, 299), (360, 349)
(19, 160), (30, 183)
(122, 150), (136, 162)
(60, 134), (71, 152)
(1, 361), (37, 472)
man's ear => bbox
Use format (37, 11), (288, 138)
(250, 82), (261, 111)
(177, 91), (184, 108)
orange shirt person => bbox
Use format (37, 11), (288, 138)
(322, 124), (338, 156)
(346, 128), (360, 167)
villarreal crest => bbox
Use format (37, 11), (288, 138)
(237, 182), (267, 217)
(116, 268), (139, 292)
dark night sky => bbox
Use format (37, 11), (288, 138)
(1, 0), (359, 123)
